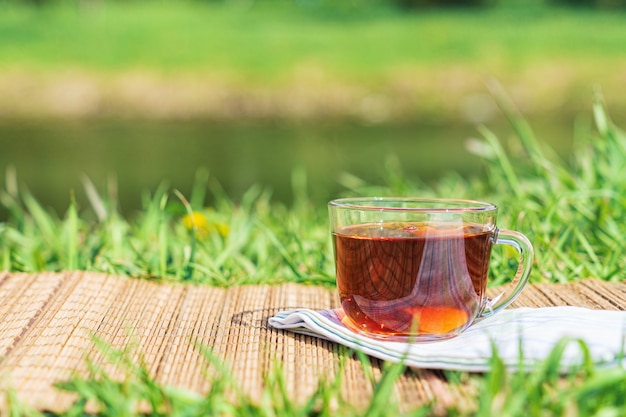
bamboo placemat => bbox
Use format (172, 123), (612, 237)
(0, 271), (624, 413)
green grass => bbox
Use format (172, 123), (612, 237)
(9, 85), (626, 286)
(1, 167), (335, 286)
(2, 89), (626, 415)
(0, 2), (625, 81)
(7, 85), (623, 285)
(2, 2), (626, 124)
(2, 88), (626, 284)
(6, 325), (626, 416)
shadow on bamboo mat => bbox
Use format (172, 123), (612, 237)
(0, 271), (624, 413)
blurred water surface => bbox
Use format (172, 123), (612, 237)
(0, 113), (586, 218)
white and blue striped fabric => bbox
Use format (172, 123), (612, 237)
(268, 307), (626, 372)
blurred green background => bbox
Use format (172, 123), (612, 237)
(1, 0), (625, 217)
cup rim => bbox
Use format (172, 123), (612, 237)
(328, 197), (497, 212)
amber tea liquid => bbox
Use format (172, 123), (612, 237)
(333, 222), (493, 339)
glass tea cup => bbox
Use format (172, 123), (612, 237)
(329, 197), (534, 342)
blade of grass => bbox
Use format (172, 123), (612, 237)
(158, 192), (169, 278)
(65, 190), (78, 271)
(173, 189), (197, 281)
(21, 188), (58, 248)
(189, 167), (210, 211)
(477, 125), (521, 198)
(81, 174), (108, 222)
(362, 361), (406, 417)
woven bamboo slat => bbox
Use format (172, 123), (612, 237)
(0, 271), (623, 413)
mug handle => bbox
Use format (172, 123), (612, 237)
(480, 228), (534, 318)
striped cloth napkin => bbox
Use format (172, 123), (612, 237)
(268, 307), (626, 372)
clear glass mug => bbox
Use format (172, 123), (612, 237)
(329, 197), (534, 342)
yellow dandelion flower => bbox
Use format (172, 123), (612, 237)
(183, 211), (207, 230)
(216, 223), (230, 237)
(182, 211), (209, 237)
(182, 211), (230, 239)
